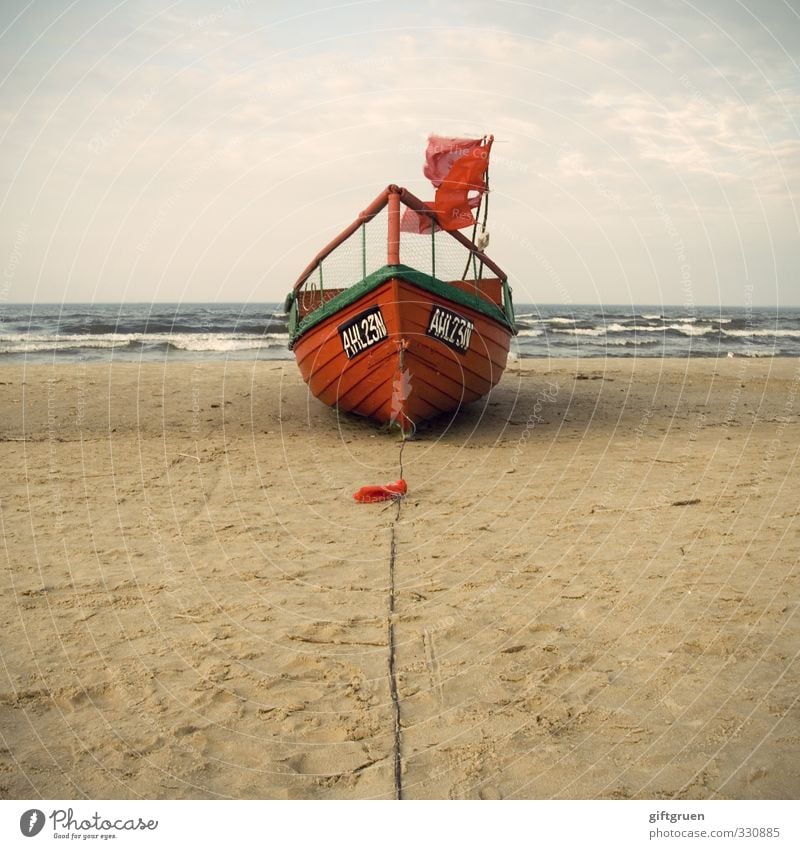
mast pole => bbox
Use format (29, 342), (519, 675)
(387, 186), (401, 265)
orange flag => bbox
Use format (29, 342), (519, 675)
(400, 135), (492, 234)
(423, 136), (484, 187)
(432, 141), (491, 231)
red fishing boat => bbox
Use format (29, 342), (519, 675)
(284, 135), (516, 433)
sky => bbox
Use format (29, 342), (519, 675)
(0, 0), (798, 306)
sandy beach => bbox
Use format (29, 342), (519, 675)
(1, 357), (798, 800)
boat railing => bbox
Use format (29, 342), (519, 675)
(286, 186), (515, 330)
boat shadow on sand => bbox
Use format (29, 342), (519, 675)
(300, 367), (629, 443)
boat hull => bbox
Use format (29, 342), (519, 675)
(291, 271), (513, 431)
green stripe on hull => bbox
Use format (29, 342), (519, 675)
(288, 264), (515, 347)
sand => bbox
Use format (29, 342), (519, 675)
(0, 356), (798, 800)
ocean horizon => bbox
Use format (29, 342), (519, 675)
(2, 302), (799, 362)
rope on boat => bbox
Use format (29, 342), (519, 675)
(461, 134), (490, 283)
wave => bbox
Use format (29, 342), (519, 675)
(602, 337), (661, 346)
(54, 320), (288, 335)
(722, 328), (800, 338)
(0, 338), (132, 354)
(169, 334), (287, 352)
(621, 323), (714, 336)
(552, 327), (606, 336)
(664, 323), (712, 336)
(544, 322), (780, 339)
(0, 332), (289, 355)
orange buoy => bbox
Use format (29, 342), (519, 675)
(353, 479), (407, 503)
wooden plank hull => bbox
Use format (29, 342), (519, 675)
(292, 275), (513, 431)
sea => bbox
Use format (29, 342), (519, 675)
(1, 303), (799, 363)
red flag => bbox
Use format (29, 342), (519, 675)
(400, 135), (492, 234)
(400, 202), (436, 234)
(432, 141), (491, 231)
(423, 136), (484, 187)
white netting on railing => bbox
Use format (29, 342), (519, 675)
(304, 206), (389, 293)
(399, 226), (484, 283)
(301, 202), (487, 294)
